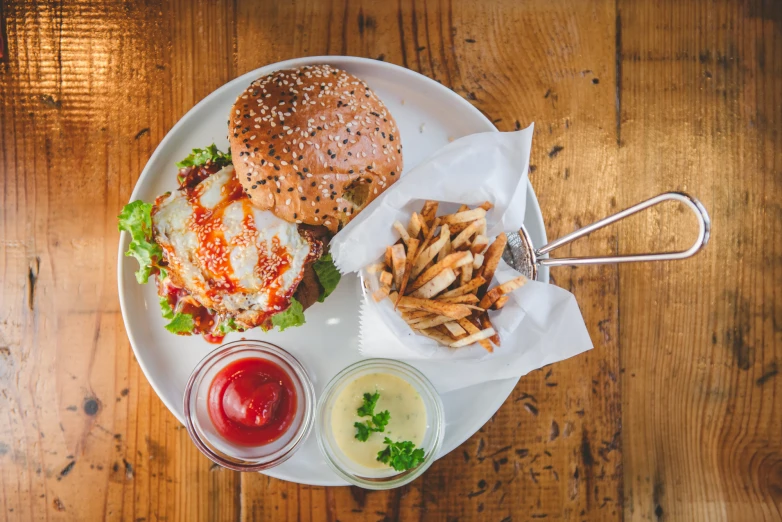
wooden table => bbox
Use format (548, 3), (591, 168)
(1, 1), (780, 520)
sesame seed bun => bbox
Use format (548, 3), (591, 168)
(229, 65), (403, 233)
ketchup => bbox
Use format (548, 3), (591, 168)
(207, 358), (297, 446)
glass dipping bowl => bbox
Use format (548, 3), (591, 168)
(316, 359), (445, 489)
(184, 340), (315, 471)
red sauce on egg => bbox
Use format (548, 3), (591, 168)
(207, 358), (297, 446)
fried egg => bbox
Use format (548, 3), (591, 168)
(152, 166), (316, 326)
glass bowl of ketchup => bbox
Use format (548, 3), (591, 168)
(183, 340), (315, 471)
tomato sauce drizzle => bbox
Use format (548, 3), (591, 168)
(185, 174), (246, 298)
(156, 164), (304, 339)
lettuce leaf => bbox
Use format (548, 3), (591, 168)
(176, 143), (232, 168)
(271, 298), (306, 331)
(312, 253), (341, 303)
(158, 296), (195, 334)
(219, 317), (239, 335)
(118, 201), (164, 284)
(165, 313), (195, 334)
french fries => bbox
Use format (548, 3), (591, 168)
(393, 221), (410, 242)
(409, 268), (457, 298)
(478, 275), (528, 309)
(411, 225), (450, 278)
(389, 244), (406, 288)
(492, 295), (510, 310)
(418, 327), (455, 345)
(440, 207), (486, 225)
(451, 219), (485, 250)
(479, 312), (500, 346)
(460, 262), (474, 287)
(471, 235), (490, 255)
(438, 294), (479, 304)
(442, 321), (467, 338)
(439, 276), (485, 298)
(457, 317), (493, 352)
(395, 238), (419, 306)
(451, 327), (496, 348)
(379, 270), (393, 287)
(396, 296), (473, 319)
(408, 251), (471, 292)
(478, 232), (507, 297)
(408, 212), (423, 238)
(367, 200), (527, 351)
(420, 201), (439, 228)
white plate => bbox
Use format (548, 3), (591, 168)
(118, 56), (549, 486)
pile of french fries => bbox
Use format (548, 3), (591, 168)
(367, 200), (528, 352)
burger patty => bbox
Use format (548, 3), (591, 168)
(152, 165), (322, 328)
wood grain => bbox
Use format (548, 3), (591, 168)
(0, 0), (779, 521)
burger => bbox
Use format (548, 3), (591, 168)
(119, 65), (403, 342)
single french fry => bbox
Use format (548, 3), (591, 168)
(366, 262), (386, 274)
(479, 313), (500, 346)
(411, 314), (456, 330)
(417, 217), (441, 257)
(470, 235), (490, 255)
(396, 296), (472, 319)
(409, 269), (457, 298)
(390, 244), (406, 288)
(437, 233), (452, 263)
(372, 285), (390, 302)
(408, 251), (471, 292)
(460, 262), (474, 286)
(456, 253), (475, 268)
(435, 324), (454, 337)
(442, 321), (467, 338)
(402, 309), (433, 321)
(478, 287), (504, 309)
(437, 294), (480, 304)
(395, 238), (420, 307)
(420, 200), (439, 228)
(411, 225), (450, 278)
(473, 253), (485, 270)
(495, 275), (529, 294)
(393, 220), (410, 242)
(406, 313), (437, 325)
(379, 270), (393, 287)
(456, 318), (493, 351)
(478, 275), (528, 309)
(439, 276), (486, 298)
(408, 212), (422, 238)
(384, 247), (393, 269)
(439, 208), (486, 225)
(451, 327), (496, 348)
(389, 291), (399, 302)
(419, 218), (430, 239)
(451, 219), (486, 250)
(479, 233), (508, 296)
(479, 201), (493, 211)
(417, 327), (455, 345)
(492, 295), (510, 310)
(448, 205), (472, 234)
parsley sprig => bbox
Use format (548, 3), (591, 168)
(353, 392), (391, 442)
(176, 143), (232, 169)
(376, 438), (426, 472)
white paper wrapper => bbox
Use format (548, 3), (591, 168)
(329, 127), (593, 392)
